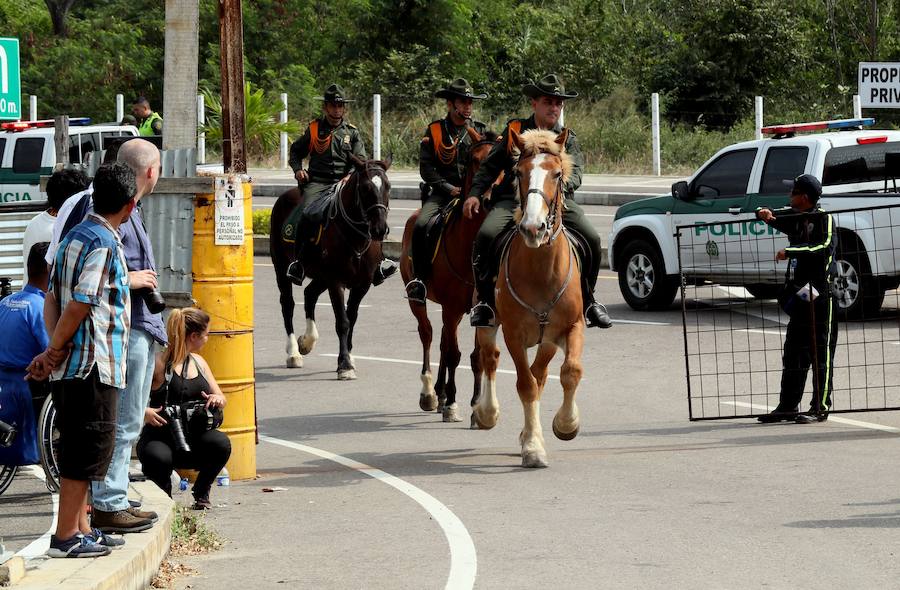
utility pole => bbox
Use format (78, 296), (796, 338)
(869, 0), (878, 61)
(219, 0), (246, 173)
(163, 0), (199, 150)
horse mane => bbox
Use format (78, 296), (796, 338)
(517, 129), (573, 182)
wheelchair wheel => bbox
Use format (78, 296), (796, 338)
(0, 464), (16, 496)
(38, 396), (60, 493)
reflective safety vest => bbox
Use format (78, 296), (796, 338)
(138, 112), (163, 136)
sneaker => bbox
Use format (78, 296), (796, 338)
(286, 260), (305, 285)
(192, 496), (212, 510)
(48, 534), (111, 558)
(92, 508), (154, 534)
(470, 302), (496, 328)
(405, 279), (427, 304)
(584, 302), (613, 328)
(127, 505), (158, 523)
(373, 259), (398, 286)
(88, 528), (126, 550)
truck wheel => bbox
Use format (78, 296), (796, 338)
(833, 238), (883, 320)
(745, 284), (782, 300)
(618, 239), (678, 310)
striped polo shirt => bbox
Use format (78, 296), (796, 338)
(50, 213), (131, 388)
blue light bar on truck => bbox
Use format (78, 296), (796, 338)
(761, 118), (875, 135)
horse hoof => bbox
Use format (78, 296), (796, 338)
(299, 340), (315, 355)
(286, 355), (303, 369)
(522, 451), (549, 469)
(419, 392), (438, 412)
(472, 411), (497, 430)
(337, 369), (357, 380)
(552, 421), (579, 441)
(442, 403), (463, 423)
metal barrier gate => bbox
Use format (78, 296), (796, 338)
(679, 201), (900, 420)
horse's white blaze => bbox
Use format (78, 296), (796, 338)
(521, 154), (550, 231)
(372, 175), (383, 194)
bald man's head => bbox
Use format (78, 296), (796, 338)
(117, 139), (161, 199)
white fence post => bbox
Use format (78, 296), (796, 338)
(197, 94), (205, 164)
(853, 94), (862, 119)
(29, 95), (37, 121)
(280, 92), (288, 169)
(373, 94), (382, 161)
(559, 104), (565, 128)
(116, 94), (124, 123)
(651, 93), (661, 176)
(755, 96), (764, 140)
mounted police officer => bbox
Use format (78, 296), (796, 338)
(464, 74), (612, 329)
(405, 78), (491, 303)
(286, 84), (396, 285)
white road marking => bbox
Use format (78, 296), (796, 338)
(260, 435), (477, 590)
(14, 466), (59, 560)
(722, 401), (900, 433)
(737, 328), (785, 336)
(320, 353), (561, 381)
(612, 319), (671, 326)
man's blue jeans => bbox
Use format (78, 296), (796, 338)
(91, 328), (155, 512)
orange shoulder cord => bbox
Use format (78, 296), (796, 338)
(506, 120), (523, 154)
(430, 121), (461, 165)
(308, 120), (334, 155)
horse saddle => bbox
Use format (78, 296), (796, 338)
(281, 182), (343, 244)
(488, 225), (590, 279)
(424, 198), (461, 263)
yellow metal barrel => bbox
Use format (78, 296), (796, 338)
(192, 177), (256, 480)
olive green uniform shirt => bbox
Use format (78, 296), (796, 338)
(419, 115), (490, 199)
(289, 117), (367, 183)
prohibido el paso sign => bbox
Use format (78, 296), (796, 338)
(215, 176), (244, 245)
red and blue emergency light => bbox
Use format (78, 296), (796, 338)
(0, 117), (92, 132)
(761, 118), (875, 136)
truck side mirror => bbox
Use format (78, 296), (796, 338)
(672, 180), (691, 201)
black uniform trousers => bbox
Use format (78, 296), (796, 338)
(780, 293), (838, 413)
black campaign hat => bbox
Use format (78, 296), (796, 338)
(783, 173), (823, 201)
(522, 74), (579, 100)
(435, 78), (487, 100)
(315, 84), (354, 104)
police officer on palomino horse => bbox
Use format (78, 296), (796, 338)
(465, 74), (612, 329)
(405, 78), (492, 303)
(285, 84), (397, 285)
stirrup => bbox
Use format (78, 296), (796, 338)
(373, 259), (398, 286)
(286, 261), (304, 286)
(405, 279), (427, 304)
(584, 301), (612, 329)
(470, 302), (496, 328)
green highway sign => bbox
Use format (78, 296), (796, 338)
(0, 38), (21, 121)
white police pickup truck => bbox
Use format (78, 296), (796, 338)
(608, 118), (900, 318)
(0, 118), (138, 204)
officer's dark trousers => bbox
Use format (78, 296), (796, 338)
(473, 198), (603, 304)
(293, 181), (335, 259)
(780, 294), (839, 412)
(411, 195), (449, 281)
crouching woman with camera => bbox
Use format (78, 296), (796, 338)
(137, 308), (231, 509)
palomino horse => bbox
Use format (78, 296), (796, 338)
(270, 157), (391, 379)
(399, 128), (497, 423)
(472, 128), (585, 468)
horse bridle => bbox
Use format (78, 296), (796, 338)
(517, 160), (565, 244)
(330, 163), (390, 256)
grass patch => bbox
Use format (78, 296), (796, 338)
(170, 505), (223, 556)
(253, 209), (272, 236)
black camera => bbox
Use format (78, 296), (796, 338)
(0, 418), (17, 448)
(137, 288), (166, 314)
(164, 401), (223, 454)
(163, 405), (191, 453)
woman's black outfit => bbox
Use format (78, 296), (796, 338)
(137, 355), (231, 502)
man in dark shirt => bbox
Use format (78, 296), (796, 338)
(756, 174), (837, 424)
(405, 78), (491, 303)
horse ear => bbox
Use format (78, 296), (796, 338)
(466, 126), (483, 143)
(509, 125), (524, 152)
(555, 128), (569, 150)
(382, 152), (392, 170)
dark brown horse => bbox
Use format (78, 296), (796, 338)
(399, 128), (497, 423)
(270, 158), (391, 379)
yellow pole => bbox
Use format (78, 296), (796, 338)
(192, 177), (256, 480)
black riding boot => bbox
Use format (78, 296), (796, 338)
(286, 242), (306, 286)
(405, 278), (427, 303)
(373, 258), (398, 286)
(582, 280), (612, 328)
(470, 279), (496, 328)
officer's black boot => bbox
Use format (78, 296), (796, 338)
(286, 260), (305, 285)
(405, 278), (427, 304)
(373, 258), (398, 286)
(582, 281), (612, 328)
(470, 280), (496, 328)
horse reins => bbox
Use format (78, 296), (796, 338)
(329, 163), (390, 258)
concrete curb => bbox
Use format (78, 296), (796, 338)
(252, 235), (608, 267)
(13, 481), (174, 590)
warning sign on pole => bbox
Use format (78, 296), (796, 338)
(859, 62), (900, 108)
(214, 176), (244, 245)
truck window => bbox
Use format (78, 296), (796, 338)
(759, 147), (808, 194)
(823, 142), (900, 185)
(12, 138), (45, 174)
(68, 133), (99, 166)
(0, 138), (5, 164)
(691, 149), (757, 198)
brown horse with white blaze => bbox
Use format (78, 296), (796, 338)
(473, 128), (585, 468)
(399, 127), (497, 422)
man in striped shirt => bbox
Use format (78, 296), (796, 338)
(28, 163), (136, 558)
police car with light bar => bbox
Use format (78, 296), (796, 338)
(0, 118), (138, 204)
(608, 118), (900, 318)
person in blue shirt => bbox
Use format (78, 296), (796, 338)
(0, 242), (50, 468)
